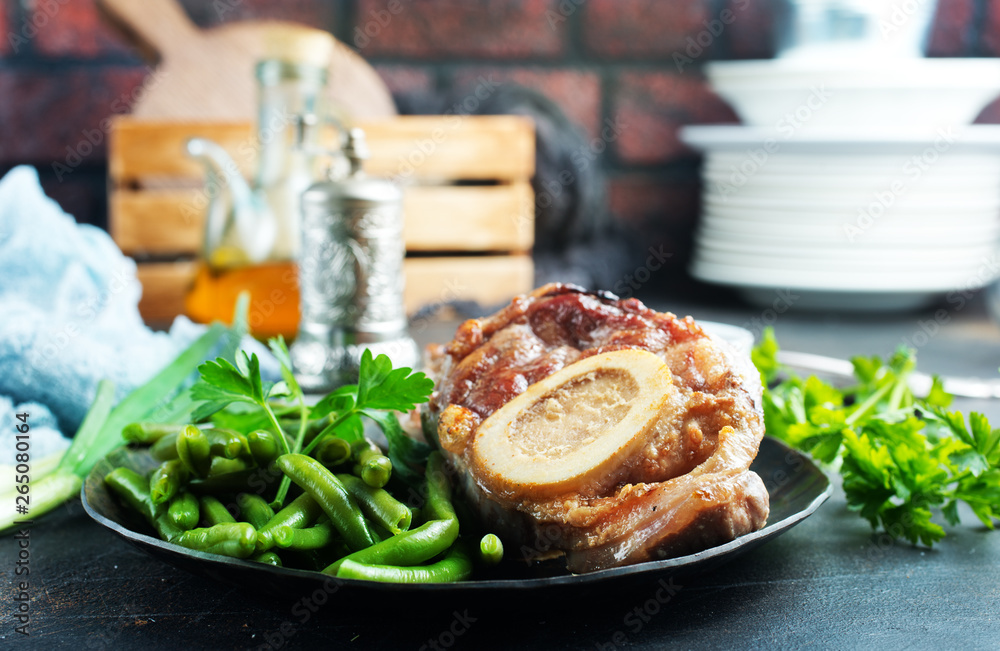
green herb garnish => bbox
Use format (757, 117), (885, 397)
(190, 344), (434, 508)
(754, 328), (1000, 545)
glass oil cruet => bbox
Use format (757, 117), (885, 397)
(184, 29), (336, 339)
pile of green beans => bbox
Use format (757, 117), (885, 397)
(108, 422), (502, 582)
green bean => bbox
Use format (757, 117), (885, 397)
(123, 422), (184, 445)
(315, 437), (352, 467)
(155, 515), (184, 542)
(177, 425), (211, 477)
(321, 518), (458, 575)
(199, 495), (236, 525)
(149, 432), (180, 461)
(276, 454), (375, 552)
(479, 533), (503, 566)
(236, 493), (275, 529)
(108, 437), (472, 581)
(351, 439), (378, 459)
(235, 492), (276, 551)
(336, 474), (411, 535)
(205, 428), (251, 460)
(247, 429), (282, 466)
(279, 521), (338, 551)
(360, 456), (392, 489)
(167, 491), (200, 530)
(207, 456), (250, 477)
(251, 551), (282, 567)
(104, 467), (182, 542)
(335, 543), (472, 583)
(187, 467), (279, 495)
(262, 492), (324, 530)
(149, 459), (189, 505)
(257, 492), (324, 549)
(105, 467), (163, 523)
(323, 451), (458, 575)
(352, 440), (392, 488)
(176, 522), (256, 558)
(424, 452), (458, 523)
(268, 525), (295, 548)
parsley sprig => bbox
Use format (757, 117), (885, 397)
(190, 340), (434, 508)
(754, 328), (1000, 546)
(304, 349), (434, 485)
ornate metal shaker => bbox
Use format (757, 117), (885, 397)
(290, 128), (419, 392)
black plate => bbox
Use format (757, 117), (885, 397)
(82, 437), (831, 603)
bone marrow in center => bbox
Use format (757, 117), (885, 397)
(472, 349), (675, 500)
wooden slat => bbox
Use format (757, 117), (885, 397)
(110, 189), (205, 255)
(403, 183), (534, 252)
(135, 256), (534, 324)
(109, 115), (535, 184)
(111, 183), (535, 255)
(402, 255), (534, 312)
(109, 122), (256, 183)
(362, 116), (535, 181)
(136, 260), (199, 324)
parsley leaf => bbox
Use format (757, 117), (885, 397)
(311, 385), (358, 421)
(361, 409), (433, 485)
(187, 339), (436, 502)
(751, 327), (780, 386)
(754, 327), (1000, 546)
(299, 351), (434, 488)
(191, 352), (280, 420)
(356, 349), (435, 412)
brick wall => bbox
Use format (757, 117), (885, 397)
(0, 0), (996, 280)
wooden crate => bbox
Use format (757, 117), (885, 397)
(107, 116), (536, 326)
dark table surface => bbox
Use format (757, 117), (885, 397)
(4, 285), (1000, 650)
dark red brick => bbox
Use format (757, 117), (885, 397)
(608, 174), (701, 267)
(726, 0), (777, 60)
(0, 1), (11, 56)
(582, 0), (710, 58)
(979, 0), (1000, 56)
(374, 64), (434, 97)
(451, 67), (601, 137)
(927, 0), (974, 56)
(352, 0), (566, 59)
(609, 174), (700, 229)
(179, 0), (332, 28)
(0, 65), (148, 165)
(32, 0), (137, 58)
(611, 71), (738, 165)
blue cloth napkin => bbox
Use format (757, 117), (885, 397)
(0, 165), (276, 455)
(0, 397), (67, 461)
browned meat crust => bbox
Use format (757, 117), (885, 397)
(423, 283), (769, 573)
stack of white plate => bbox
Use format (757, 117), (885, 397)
(681, 59), (1000, 311)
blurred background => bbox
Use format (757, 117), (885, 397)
(0, 0), (997, 299)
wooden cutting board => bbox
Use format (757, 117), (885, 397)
(97, 0), (396, 121)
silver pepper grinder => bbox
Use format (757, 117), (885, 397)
(290, 128), (419, 392)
